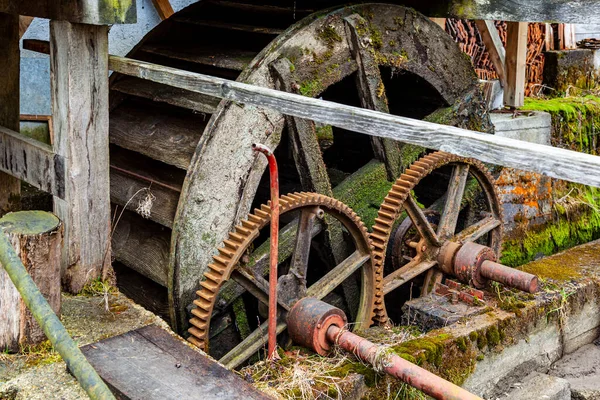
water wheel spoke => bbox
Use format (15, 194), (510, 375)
(454, 215), (502, 243)
(219, 319), (288, 370)
(306, 250), (370, 300)
(383, 260), (438, 295)
(404, 195), (441, 247)
(438, 164), (470, 239)
(344, 13), (402, 180)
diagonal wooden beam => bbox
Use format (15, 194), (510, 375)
(18, 15), (33, 38)
(475, 20), (506, 88)
(151, 0), (174, 20)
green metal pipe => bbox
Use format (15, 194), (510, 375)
(0, 232), (115, 400)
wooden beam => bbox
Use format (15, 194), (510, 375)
(411, 0), (600, 24)
(108, 56), (600, 189)
(475, 20), (506, 87)
(152, 0), (174, 20)
(0, 0), (136, 25)
(50, 21), (111, 293)
(563, 24), (577, 49)
(0, 125), (65, 198)
(544, 24), (555, 51)
(430, 18), (446, 29)
(504, 22), (528, 108)
(0, 13), (21, 215)
(18, 15), (33, 38)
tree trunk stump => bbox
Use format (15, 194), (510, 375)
(0, 211), (62, 351)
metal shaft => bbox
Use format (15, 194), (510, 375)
(0, 232), (115, 400)
(252, 143), (280, 360)
(326, 325), (483, 400)
(480, 260), (539, 293)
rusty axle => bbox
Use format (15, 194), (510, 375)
(287, 298), (483, 400)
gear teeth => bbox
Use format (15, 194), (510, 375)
(187, 191), (378, 355)
(369, 151), (503, 325)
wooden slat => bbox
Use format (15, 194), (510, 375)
(504, 22), (528, 107)
(112, 209), (171, 287)
(110, 147), (183, 228)
(110, 99), (206, 170)
(0, 126), (64, 198)
(81, 324), (268, 399)
(50, 21), (111, 293)
(0, 13), (22, 214)
(151, 0), (173, 20)
(174, 17), (284, 35)
(111, 76), (220, 114)
(475, 20), (507, 87)
(109, 55), (600, 188)
(0, 0), (136, 24)
(141, 44), (254, 72)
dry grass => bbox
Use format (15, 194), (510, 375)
(239, 348), (351, 400)
(239, 326), (421, 399)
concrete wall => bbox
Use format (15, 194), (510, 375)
(19, 0), (200, 115)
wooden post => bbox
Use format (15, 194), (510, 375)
(50, 21), (111, 293)
(0, 13), (21, 216)
(151, 0), (174, 20)
(0, 211), (62, 351)
(430, 18), (446, 30)
(18, 15), (33, 38)
(504, 22), (528, 108)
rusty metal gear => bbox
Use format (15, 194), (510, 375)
(187, 192), (378, 368)
(371, 152), (503, 324)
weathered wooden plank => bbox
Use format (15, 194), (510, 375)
(110, 149), (182, 228)
(0, 126), (65, 198)
(0, 13), (22, 215)
(81, 324), (268, 399)
(0, 0), (136, 25)
(109, 56), (600, 188)
(110, 99), (206, 170)
(0, 211), (62, 352)
(344, 13), (402, 180)
(412, 0), (600, 24)
(151, 0), (173, 20)
(111, 76), (220, 114)
(475, 20), (506, 87)
(112, 209), (171, 287)
(50, 21), (111, 293)
(504, 22), (528, 107)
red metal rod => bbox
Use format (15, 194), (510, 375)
(480, 260), (539, 293)
(252, 143), (280, 360)
(326, 325), (483, 400)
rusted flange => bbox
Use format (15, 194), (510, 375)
(453, 242), (496, 288)
(286, 297), (347, 356)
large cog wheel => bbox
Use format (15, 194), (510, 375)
(371, 152), (503, 324)
(187, 192), (378, 369)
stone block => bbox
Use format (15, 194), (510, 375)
(549, 343), (600, 400)
(501, 372), (570, 400)
(544, 49), (600, 95)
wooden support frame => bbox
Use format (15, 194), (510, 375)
(0, 12), (22, 215)
(504, 22), (528, 108)
(50, 21), (111, 293)
(0, 0), (136, 25)
(108, 55), (600, 188)
(475, 20), (506, 87)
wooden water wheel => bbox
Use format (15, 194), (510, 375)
(108, 1), (492, 334)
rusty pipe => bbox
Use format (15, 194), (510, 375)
(287, 298), (483, 400)
(326, 325), (483, 400)
(252, 142), (280, 360)
(480, 260), (538, 293)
